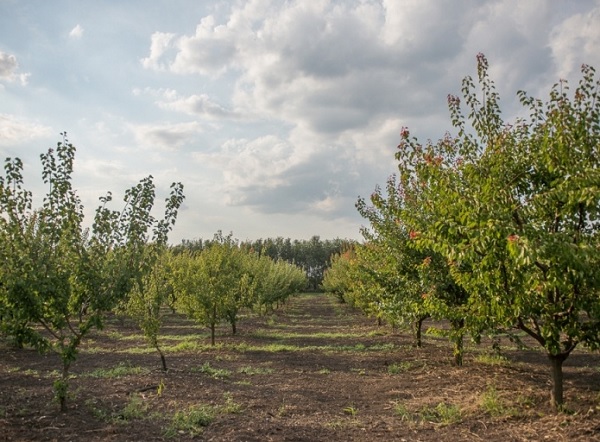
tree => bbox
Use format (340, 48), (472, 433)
(0, 134), (184, 410)
(398, 55), (600, 408)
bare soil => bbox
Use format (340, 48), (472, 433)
(1, 293), (600, 441)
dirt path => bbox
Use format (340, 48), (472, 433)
(1, 293), (599, 441)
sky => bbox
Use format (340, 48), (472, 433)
(1, 0), (599, 245)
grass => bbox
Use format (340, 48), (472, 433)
(388, 361), (413, 374)
(393, 402), (462, 425)
(343, 405), (358, 416)
(475, 353), (510, 366)
(238, 365), (274, 375)
(480, 385), (519, 417)
(84, 362), (148, 378)
(420, 402), (462, 424)
(192, 362), (232, 379)
(164, 405), (215, 438)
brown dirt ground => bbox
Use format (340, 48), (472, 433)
(1, 293), (600, 441)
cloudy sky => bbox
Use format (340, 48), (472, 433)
(1, 1), (599, 244)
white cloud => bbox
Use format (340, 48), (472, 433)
(549, 2), (600, 80)
(141, 32), (176, 70)
(0, 114), (53, 146)
(138, 88), (235, 119)
(130, 121), (202, 150)
(0, 52), (30, 86)
(69, 24), (84, 39)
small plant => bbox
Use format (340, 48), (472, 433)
(420, 402), (462, 425)
(238, 366), (274, 375)
(193, 362), (232, 379)
(86, 361), (147, 379)
(343, 405), (358, 416)
(388, 361), (412, 374)
(480, 385), (520, 417)
(221, 392), (242, 414)
(157, 379), (166, 397)
(165, 405), (215, 437)
(120, 394), (148, 421)
(393, 402), (413, 422)
(317, 368), (331, 374)
(475, 353), (509, 366)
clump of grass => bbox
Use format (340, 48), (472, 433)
(238, 366), (274, 376)
(221, 392), (242, 414)
(420, 402), (462, 425)
(192, 362), (232, 379)
(480, 386), (518, 417)
(164, 405), (215, 438)
(343, 405), (358, 416)
(317, 368), (331, 374)
(388, 361), (412, 374)
(475, 353), (510, 366)
(85, 361), (147, 378)
(119, 394), (148, 421)
(394, 402), (413, 422)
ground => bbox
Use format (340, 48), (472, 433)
(1, 293), (600, 441)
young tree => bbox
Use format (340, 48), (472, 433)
(398, 55), (600, 407)
(0, 134), (184, 410)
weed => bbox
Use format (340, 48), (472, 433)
(120, 394), (148, 421)
(393, 402), (413, 422)
(317, 368), (331, 374)
(193, 362), (232, 379)
(420, 402), (462, 424)
(388, 361), (412, 374)
(85, 361), (147, 378)
(238, 366), (274, 375)
(221, 392), (242, 414)
(164, 405), (215, 437)
(343, 405), (358, 416)
(157, 379), (166, 397)
(481, 386), (516, 417)
(475, 353), (510, 366)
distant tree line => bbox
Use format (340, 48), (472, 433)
(175, 235), (354, 291)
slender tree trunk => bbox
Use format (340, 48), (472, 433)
(450, 319), (465, 367)
(413, 316), (426, 348)
(156, 345), (167, 372)
(57, 362), (71, 412)
(231, 320), (237, 335)
(211, 304), (217, 346)
(548, 353), (568, 409)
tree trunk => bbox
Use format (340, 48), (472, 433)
(450, 319), (465, 367)
(548, 353), (568, 409)
(210, 322), (215, 346)
(156, 345), (167, 372)
(231, 320), (237, 335)
(413, 316), (426, 348)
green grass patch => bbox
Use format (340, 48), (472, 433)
(84, 362), (148, 379)
(388, 361), (413, 374)
(164, 405), (215, 438)
(238, 366), (274, 375)
(420, 402), (462, 424)
(192, 362), (232, 379)
(475, 353), (510, 366)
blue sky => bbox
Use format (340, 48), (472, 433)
(1, 0), (599, 244)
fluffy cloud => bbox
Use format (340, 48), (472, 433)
(0, 114), (52, 146)
(0, 52), (29, 86)
(549, 2), (600, 80)
(137, 88), (236, 119)
(141, 0), (599, 222)
(141, 32), (176, 70)
(130, 121), (202, 150)
(69, 24), (84, 39)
